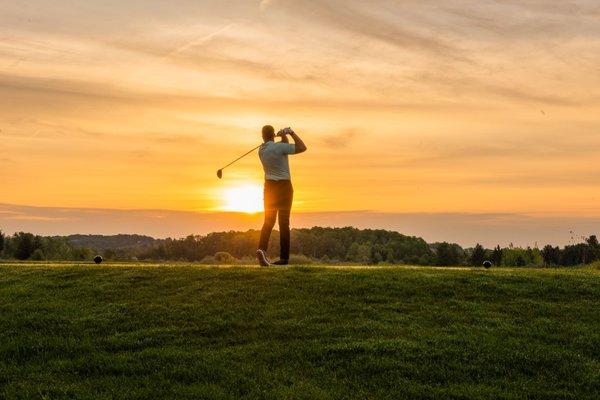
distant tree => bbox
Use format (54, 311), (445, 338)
(502, 247), (542, 267)
(560, 243), (592, 266)
(434, 242), (465, 266)
(586, 235), (600, 262)
(0, 230), (4, 254)
(527, 247), (544, 266)
(561, 245), (580, 266)
(103, 249), (117, 260)
(502, 248), (525, 266)
(370, 246), (384, 264)
(470, 244), (486, 266)
(541, 245), (561, 266)
(72, 246), (94, 261)
(491, 245), (502, 266)
(515, 252), (526, 267)
(346, 242), (371, 264)
(13, 232), (37, 260)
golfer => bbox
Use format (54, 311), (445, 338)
(256, 125), (307, 266)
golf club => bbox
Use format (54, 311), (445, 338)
(216, 143), (262, 179)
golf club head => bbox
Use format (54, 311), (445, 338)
(217, 169), (223, 179)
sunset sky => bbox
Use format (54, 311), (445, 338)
(1, 1), (599, 245)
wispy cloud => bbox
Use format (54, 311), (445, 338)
(322, 129), (357, 148)
(165, 23), (236, 58)
(262, 0), (466, 60)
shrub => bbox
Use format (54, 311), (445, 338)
(214, 252), (237, 264)
(200, 256), (216, 264)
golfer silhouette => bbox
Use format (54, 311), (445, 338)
(256, 125), (307, 266)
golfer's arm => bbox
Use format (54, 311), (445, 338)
(280, 134), (289, 144)
(290, 132), (307, 154)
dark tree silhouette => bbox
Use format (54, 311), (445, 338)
(13, 232), (36, 260)
(470, 243), (486, 266)
(541, 245), (561, 266)
(434, 242), (465, 266)
(491, 245), (503, 265)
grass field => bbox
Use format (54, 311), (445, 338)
(1, 263), (599, 399)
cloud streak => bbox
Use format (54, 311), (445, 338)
(165, 23), (236, 58)
(263, 0), (467, 60)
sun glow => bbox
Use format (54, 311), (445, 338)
(221, 184), (263, 213)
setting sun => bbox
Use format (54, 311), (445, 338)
(221, 184), (263, 214)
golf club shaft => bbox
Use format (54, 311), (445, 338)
(219, 143), (262, 171)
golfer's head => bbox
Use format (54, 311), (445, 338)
(262, 125), (275, 142)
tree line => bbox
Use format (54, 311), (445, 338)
(1, 227), (599, 267)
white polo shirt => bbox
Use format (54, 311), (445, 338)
(258, 141), (296, 180)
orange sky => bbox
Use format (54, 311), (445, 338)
(1, 1), (600, 219)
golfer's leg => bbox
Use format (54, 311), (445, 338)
(278, 209), (291, 260)
(258, 209), (277, 251)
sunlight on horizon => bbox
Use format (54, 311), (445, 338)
(221, 184), (263, 214)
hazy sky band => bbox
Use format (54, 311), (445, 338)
(1, 203), (597, 248)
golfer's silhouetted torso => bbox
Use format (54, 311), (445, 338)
(256, 125), (307, 266)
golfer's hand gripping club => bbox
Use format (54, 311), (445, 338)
(276, 127), (293, 137)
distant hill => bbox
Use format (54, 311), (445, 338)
(67, 234), (158, 250)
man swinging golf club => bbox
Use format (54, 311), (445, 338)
(256, 125), (307, 266)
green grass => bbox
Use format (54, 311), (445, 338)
(1, 263), (599, 399)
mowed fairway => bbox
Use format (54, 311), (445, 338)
(1, 263), (599, 400)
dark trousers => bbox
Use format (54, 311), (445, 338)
(258, 180), (293, 260)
